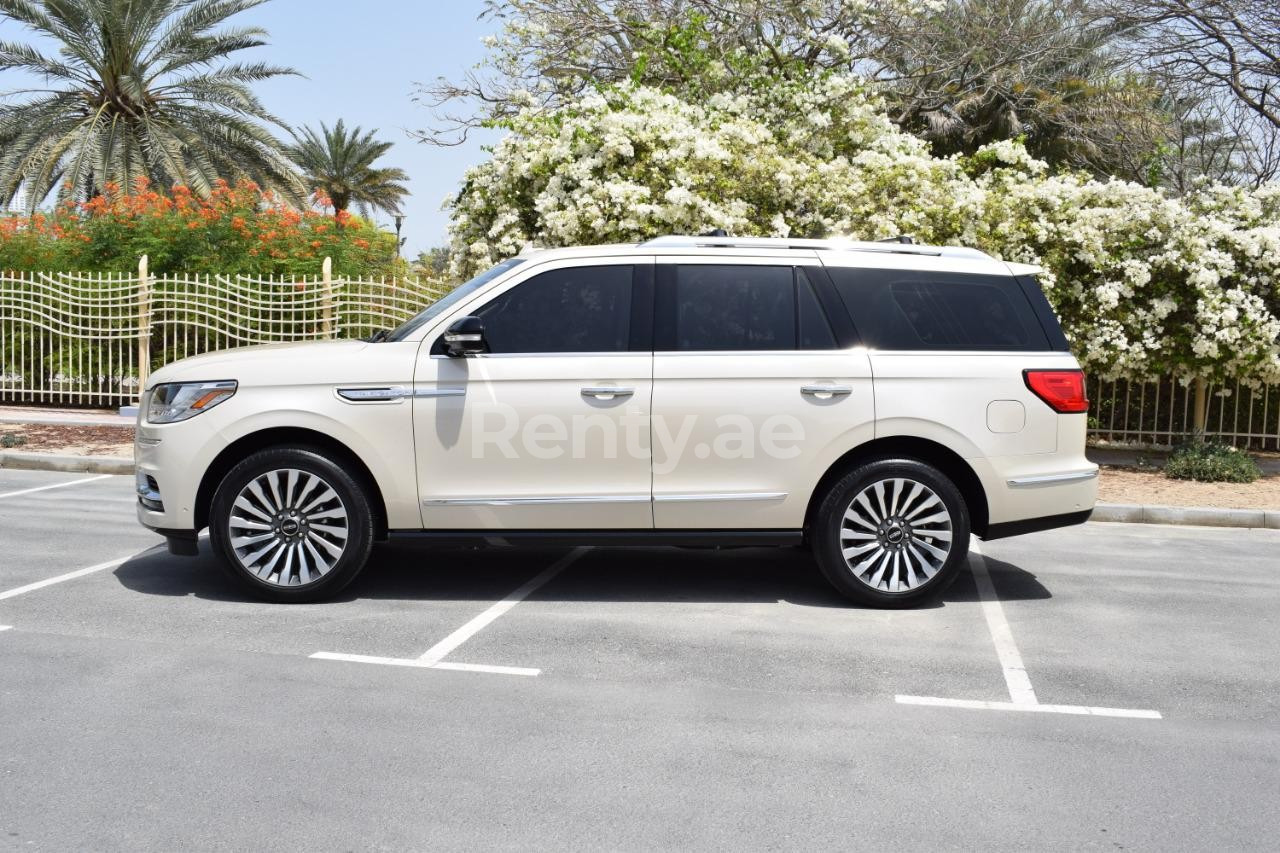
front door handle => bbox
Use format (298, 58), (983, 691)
(801, 384), (852, 397)
(581, 386), (635, 399)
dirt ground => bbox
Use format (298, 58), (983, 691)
(0, 423), (134, 458)
(1099, 466), (1280, 510)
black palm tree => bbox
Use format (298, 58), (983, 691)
(286, 119), (409, 216)
(0, 0), (301, 209)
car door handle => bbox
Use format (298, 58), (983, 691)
(581, 386), (635, 399)
(800, 384), (852, 397)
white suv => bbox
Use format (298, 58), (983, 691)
(135, 235), (1097, 607)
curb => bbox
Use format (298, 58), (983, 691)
(0, 451), (134, 475)
(1093, 502), (1280, 530)
(0, 415), (134, 427)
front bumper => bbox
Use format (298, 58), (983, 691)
(134, 413), (228, 535)
(135, 505), (201, 556)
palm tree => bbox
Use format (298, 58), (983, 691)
(875, 0), (1169, 180)
(0, 0), (301, 209)
(286, 120), (409, 217)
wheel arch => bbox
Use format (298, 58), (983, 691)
(804, 436), (990, 538)
(195, 426), (389, 540)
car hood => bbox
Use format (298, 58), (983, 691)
(145, 340), (379, 389)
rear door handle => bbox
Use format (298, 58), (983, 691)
(581, 386), (635, 399)
(801, 384), (852, 397)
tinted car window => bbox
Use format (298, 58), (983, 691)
(675, 265), (794, 350)
(826, 267), (1049, 351)
(387, 258), (524, 342)
(796, 268), (838, 349)
(475, 265), (633, 353)
(670, 265), (838, 351)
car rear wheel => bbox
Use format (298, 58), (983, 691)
(812, 458), (970, 608)
(209, 447), (374, 602)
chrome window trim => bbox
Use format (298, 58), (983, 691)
(430, 351), (648, 359)
(653, 349), (865, 357)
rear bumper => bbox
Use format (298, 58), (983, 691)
(975, 456), (1097, 520)
(982, 508), (1093, 541)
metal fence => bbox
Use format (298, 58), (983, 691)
(4, 260), (1280, 448)
(0, 257), (448, 408)
(1090, 376), (1280, 451)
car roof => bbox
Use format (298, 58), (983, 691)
(516, 235), (1037, 276)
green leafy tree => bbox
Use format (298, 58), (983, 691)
(0, 0), (301, 210)
(286, 119), (409, 216)
(419, 0), (1279, 185)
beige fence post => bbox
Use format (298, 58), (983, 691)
(137, 254), (151, 399)
(321, 256), (334, 338)
(1192, 376), (1208, 438)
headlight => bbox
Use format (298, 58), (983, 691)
(147, 380), (238, 424)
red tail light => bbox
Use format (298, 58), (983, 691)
(1024, 369), (1089, 414)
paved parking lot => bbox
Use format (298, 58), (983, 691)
(2, 467), (1279, 850)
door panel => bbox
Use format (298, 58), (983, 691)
(651, 352), (872, 528)
(413, 354), (653, 528)
(650, 257), (874, 529)
(411, 257), (654, 530)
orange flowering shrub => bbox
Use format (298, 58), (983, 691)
(0, 178), (401, 276)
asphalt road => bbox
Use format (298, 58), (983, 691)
(1, 468), (1278, 851)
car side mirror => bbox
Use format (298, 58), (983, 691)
(443, 315), (488, 357)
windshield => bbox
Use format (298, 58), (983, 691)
(385, 258), (525, 342)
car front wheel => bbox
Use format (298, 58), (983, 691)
(812, 458), (970, 608)
(209, 447), (374, 603)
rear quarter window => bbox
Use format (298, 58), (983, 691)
(826, 267), (1052, 351)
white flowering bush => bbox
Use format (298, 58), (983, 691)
(447, 73), (1280, 384)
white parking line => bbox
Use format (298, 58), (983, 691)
(311, 546), (590, 676)
(970, 540), (1038, 705)
(895, 538), (1162, 720)
(0, 548), (157, 602)
(0, 625), (11, 632)
(894, 695), (1162, 719)
(0, 474), (111, 501)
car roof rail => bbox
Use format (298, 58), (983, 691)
(637, 234), (991, 260)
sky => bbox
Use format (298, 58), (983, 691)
(0, 0), (501, 259)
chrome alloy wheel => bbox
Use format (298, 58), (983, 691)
(227, 468), (349, 586)
(839, 477), (953, 593)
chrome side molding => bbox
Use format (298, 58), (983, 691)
(337, 386), (407, 402)
(414, 388), (467, 398)
(424, 495), (651, 506)
(337, 386), (466, 402)
(652, 492), (787, 503)
(1006, 469), (1099, 488)
(423, 492), (787, 506)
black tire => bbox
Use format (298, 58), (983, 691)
(811, 457), (970, 608)
(209, 446), (374, 603)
